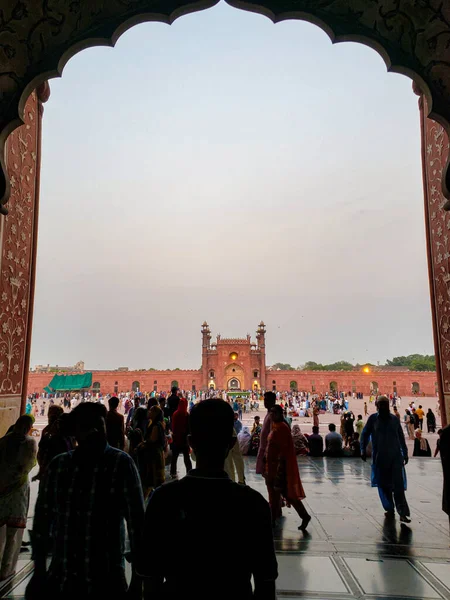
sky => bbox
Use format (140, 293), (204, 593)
(30, 2), (434, 371)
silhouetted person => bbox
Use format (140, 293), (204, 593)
(256, 391), (276, 475)
(167, 386), (180, 423)
(140, 399), (277, 600)
(308, 426), (323, 457)
(34, 413), (75, 482)
(360, 396), (410, 522)
(106, 396), (125, 450)
(440, 424), (450, 531)
(28, 402), (144, 600)
(126, 396), (141, 429)
(170, 398), (192, 478)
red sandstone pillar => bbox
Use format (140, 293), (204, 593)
(417, 86), (449, 426)
(0, 85), (48, 434)
(21, 82), (50, 414)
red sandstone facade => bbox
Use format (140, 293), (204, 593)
(27, 322), (438, 397)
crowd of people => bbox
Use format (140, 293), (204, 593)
(0, 389), (449, 599)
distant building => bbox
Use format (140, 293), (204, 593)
(33, 360), (84, 373)
(27, 324), (437, 397)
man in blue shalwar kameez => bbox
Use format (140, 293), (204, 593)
(360, 396), (411, 522)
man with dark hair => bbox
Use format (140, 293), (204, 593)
(167, 386), (180, 423)
(416, 404), (425, 430)
(28, 402), (144, 600)
(140, 399), (277, 600)
(106, 396), (125, 450)
(308, 425), (323, 457)
(360, 396), (410, 522)
(324, 423), (343, 457)
(126, 396), (140, 430)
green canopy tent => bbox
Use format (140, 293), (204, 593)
(44, 372), (93, 393)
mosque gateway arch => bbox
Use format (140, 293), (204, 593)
(1, 2), (450, 596)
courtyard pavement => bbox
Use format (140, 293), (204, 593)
(1, 453), (449, 600)
(2, 396), (447, 599)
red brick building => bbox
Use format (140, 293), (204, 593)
(27, 322), (438, 397)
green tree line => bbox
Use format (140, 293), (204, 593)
(270, 354), (436, 372)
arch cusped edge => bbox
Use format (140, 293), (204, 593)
(225, 0), (450, 208)
(1, 0), (450, 209)
(0, 0), (220, 213)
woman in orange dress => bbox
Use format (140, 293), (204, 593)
(265, 404), (311, 530)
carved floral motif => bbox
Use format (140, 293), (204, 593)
(423, 99), (450, 397)
(0, 91), (38, 396)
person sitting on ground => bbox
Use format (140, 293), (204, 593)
(238, 426), (252, 456)
(105, 396), (125, 450)
(291, 424), (309, 456)
(324, 423), (343, 457)
(307, 426), (323, 457)
(140, 399), (278, 600)
(0, 415), (36, 582)
(413, 428), (432, 457)
(28, 403), (144, 600)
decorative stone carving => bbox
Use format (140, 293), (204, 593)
(0, 1), (450, 210)
(0, 89), (40, 434)
(420, 93), (450, 425)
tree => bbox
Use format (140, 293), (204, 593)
(323, 361), (354, 371)
(303, 361), (325, 370)
(271, 363), (295, 370)
(386, 354), (436, 371)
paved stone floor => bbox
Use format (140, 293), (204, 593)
(1, 456), (449, 599)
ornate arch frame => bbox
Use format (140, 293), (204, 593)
(0, 0), (449, 213)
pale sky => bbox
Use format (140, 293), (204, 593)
(30, 2), (434, 371)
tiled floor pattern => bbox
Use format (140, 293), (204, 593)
(2, 456), (449, 599)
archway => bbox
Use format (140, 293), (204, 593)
(1, 0), (450, 220)
(290, 380), (298, 391)
(132, 380), (140, 393)
(0, 1), (447, 429)
(228, 378), (240, 390)
(171, 380), (179, 389)
(412, 381), (420, 395)
(330, 381), (338, 393)
(371, 381), (379, 394)
(225, 364), (245, 390)
(92, 381), (101, 395)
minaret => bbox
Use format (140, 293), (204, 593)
(201, 321), (211, 389)
(256, 321), (266, 390)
